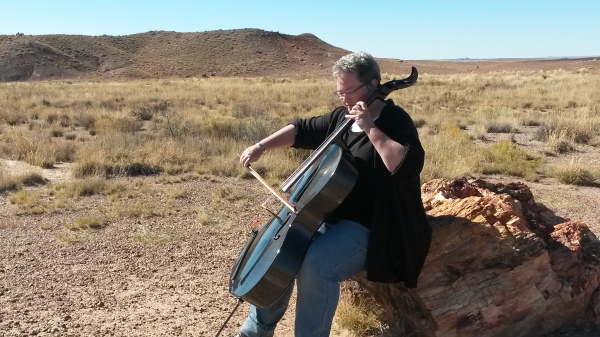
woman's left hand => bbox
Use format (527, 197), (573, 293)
(346, 101), (375, 131)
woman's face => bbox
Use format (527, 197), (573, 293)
(336, 72), (369, 109)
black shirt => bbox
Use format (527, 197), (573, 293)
(326, 128), (377, 227)
(291, 99), (431, 287)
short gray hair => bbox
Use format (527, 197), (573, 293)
(332, 51), (381, 84)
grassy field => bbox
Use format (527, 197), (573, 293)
(1, 69), (599, 190)
(1, 69), (600, 336)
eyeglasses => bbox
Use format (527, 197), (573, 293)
(335, 83), (367, 99)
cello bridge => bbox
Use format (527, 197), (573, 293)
(261, 194), (282, 222)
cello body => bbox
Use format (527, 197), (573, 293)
(229, 144), (357, 308)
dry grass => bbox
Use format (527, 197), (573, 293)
(0, 169), (46, 193)
(548, 161), (599, 187)
(480, 140), (542, 181)
(2, 69), (599, 187)
(419, 123), (481, 182)
(335, 282), (385, 336)
(7, 189), (47, 214)
(1, 67), (600, 336)
(67, 215), (107, 230)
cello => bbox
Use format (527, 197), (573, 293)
(229, 67), (418, 308)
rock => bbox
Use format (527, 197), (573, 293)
(351, 177), (600, 337)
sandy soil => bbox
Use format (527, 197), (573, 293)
(0, 167), (282, 337)
(1, 121), (599, 337)
(1, 160), (599, 337)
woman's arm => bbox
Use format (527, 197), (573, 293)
(239, 124), (296, 167)
(363, 126), (407, 172)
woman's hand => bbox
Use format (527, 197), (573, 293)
(346, 101), (376, 131)
(239, 143), (265, 167)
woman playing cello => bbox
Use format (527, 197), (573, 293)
(235, 51), (431, 337)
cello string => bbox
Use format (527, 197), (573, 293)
(260, 195), (283, 222)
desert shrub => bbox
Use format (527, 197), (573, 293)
(131, 100), (170, 121)
(484, 121), (517, 133)
(20, 173), (46, 186)
(421, 123), (481, 182)
(232, 101), (264, 119)
(1, 110), (28, 125)
(572, 130), (594, 144)
(0, 171), (46, 194)
(46, 113), (71, 127)
(7, 190), (45, 213)
(255, 150), (305, 182)
(72, 161), (162, 178)
(521, 101), (534, 109)
(335, 283), (384, 337)
(432, 90), (471, 109)
(72, 162), (111, 178)
(534, 120), (597, 145)
(520, 118), (543, 127)
(551, 140), (574, 154)
(195, 115), (278, 143)
(471, 124), (488, 141)
(117, 163), (162, 176)
(18, 139), (55, 168)
(67, 216), (107, 230)
(154, 111), (201, 139)
(533, 124), (552, 142)
(95, 116), (143, 134)
(53, 177), (108, 198)
(75, 131), (206, 177)
(5, 131), (78, 167)
(413, 118), (426, 128)
(0, 173), (20, 193)
(49, 129), (64, 137)
(551, 164), (598, 186)
(73, 112), (97, 129)
(201, 155), (244, 178)
(480, 140), (540, 180)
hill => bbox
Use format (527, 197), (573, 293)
(1, 29), (599, 82)
(0, 29), (349, 81)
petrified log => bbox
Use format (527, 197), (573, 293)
(352, 177), (600, 337)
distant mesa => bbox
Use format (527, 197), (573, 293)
(1, 29), (598, 82)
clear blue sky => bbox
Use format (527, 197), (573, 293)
(1, 0), (598, 60)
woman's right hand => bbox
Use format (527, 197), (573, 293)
(239, 143), (265, 167)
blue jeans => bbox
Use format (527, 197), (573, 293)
(240, 220), (369, 337)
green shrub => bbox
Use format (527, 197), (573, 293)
(68, 216), (107, 230)
(553, 166), (598, 186)
(480, 141), (540, 180)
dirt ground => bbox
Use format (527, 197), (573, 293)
(1, 78), (600, 336)
(1, 140), (599, 337)
(0, 166), (281, 337)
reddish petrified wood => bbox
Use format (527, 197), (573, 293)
(352, 178), (600, 337)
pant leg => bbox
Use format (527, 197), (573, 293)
(240, 282), (294, 337)
(294, 220), (369, 337)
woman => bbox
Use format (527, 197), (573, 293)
(235, 51), (431, 337)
